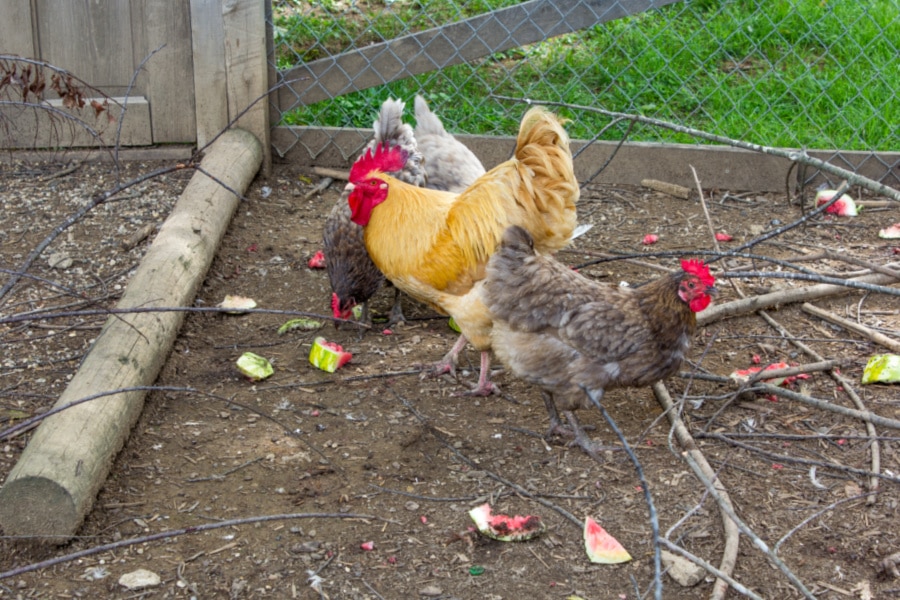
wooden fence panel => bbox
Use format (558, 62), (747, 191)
(134, 0), (196, 144)
(36, 0), (135, 94)
(0, 0), (36, 56)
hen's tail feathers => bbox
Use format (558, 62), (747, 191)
(372, 99), (412, 146)
(413, 95), (448, 137)
(499, 225), (537, 257)
(370, 98), (426, 187)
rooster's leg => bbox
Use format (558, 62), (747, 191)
(421, 333), (467, 379)
(454, 351), (500, 396)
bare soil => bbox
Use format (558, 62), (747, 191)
(1, 156), (899, 599)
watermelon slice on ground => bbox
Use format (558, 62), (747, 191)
(815, 189), (858, 216)
(308, 337), (352, 373)
(468, 503), (545, 542)
(584, 517), (632, 564)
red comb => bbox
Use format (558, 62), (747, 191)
(331, 292), (341, 318)
(680, 259), (715, 286)
(349, 143), (407, 184)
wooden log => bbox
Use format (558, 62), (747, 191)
(0, 129), (262, 542)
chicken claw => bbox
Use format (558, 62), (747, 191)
(419, 334), (466, 379)
(451, 352), (500, 396)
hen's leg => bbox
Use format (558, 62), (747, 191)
(385, 287), (406, 329)
(421, 333), (467, 379)
(453, 351), (500, 396)
(562, 410), (616, 460)
(541, 391), (567, 437)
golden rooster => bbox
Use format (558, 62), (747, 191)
(347, 106), (579, 395)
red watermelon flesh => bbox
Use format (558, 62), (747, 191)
(584, 516), (632, 564)
(468, 503), (545, 542)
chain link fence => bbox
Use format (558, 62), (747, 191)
(268, 0), (899, 186)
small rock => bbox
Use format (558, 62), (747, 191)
(118, 568), (161, 590)
(420, 584), (443, 597)
(47, 252), (73, 270)
(661, 550), (705, 587)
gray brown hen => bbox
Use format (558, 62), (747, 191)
(483, 225), (716, 457)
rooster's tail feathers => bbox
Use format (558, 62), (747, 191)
(413, 95), (448, 137)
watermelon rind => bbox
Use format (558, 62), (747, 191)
(468, 503), (545, 542)
(309, 337), (352, 373)
(584, 517), (632, 564)
(236, 352), (274, 381)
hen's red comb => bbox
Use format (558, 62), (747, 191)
(349, 143), (407, 184)
(680, 259), (715, 286)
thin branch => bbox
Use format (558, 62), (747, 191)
(801, 302), (900, 353)
(653, 382), (739, 600)
(583, 387), (662, 600)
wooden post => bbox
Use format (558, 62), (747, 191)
(0, 129), (262, 542)
(190, 0), (271, 175)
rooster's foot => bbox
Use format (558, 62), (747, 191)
(419, 359), (456, 380)
(452, 380), (500, 397)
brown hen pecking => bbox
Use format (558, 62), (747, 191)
(483, 225), (716, 457)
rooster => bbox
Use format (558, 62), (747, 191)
(483, 225), (716, 456)
(324, 97), (484, 328)
(347, 107), (579, 395)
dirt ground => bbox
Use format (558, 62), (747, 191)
(1, 154), (899, 600)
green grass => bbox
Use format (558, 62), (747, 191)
(273, 0), (900, 151)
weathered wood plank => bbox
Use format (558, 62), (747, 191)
(190, 0), (229, 149)
(0, 96), (152, 149)
(223, 0), (271, 173)
(1, 0), (36, 57)
(276, 0), (683, 111)
(0, 128), (263, 541)
(35, 0), (135, 95)
(134, 0), (197, 143)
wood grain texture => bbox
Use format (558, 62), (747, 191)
(134, 0), (197, 143)
(191, 0), (229, 148)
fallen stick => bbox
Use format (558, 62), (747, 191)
(698, 270), (900, 326)
(303, 176), (334, 199)
(641, 178), (692, 200)
(800, 302), (900, 354)
(0, 129), (263, 542)
(313, 166), (349, 181)
(653, 382), (739, 600)
(758, 383), (900, 431)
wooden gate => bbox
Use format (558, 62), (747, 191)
(0, 0), (269, 155)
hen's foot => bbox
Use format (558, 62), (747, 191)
(558, 411), (619, 459)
